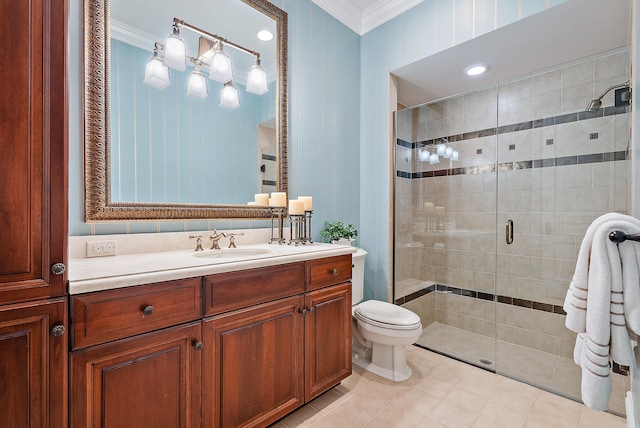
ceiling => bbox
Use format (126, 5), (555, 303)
(315, 0), (631, 107)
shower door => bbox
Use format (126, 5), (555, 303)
(394, 47), (631, 415)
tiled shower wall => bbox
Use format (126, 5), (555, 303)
(395, 48), (630, 358)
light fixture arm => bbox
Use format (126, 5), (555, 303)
(172, 17), (260, 60)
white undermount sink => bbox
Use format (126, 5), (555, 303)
(192, 248), (271, 259)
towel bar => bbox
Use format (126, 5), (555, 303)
(609, 231), (640, 243)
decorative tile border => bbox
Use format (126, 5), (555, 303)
(395, 283), (567, 316)
(397, 106), (630, 179)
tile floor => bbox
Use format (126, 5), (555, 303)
(417, 322), (629, 415)
(270, 345), (626, 427)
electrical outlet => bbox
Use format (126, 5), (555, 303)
(86, 240), (117, 257)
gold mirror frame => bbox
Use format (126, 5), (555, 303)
(84, 0), (288, 221)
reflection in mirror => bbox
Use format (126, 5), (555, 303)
(84, 0), (288, 221)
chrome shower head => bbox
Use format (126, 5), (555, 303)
(585, 98), (602, 113)
(585, 82), (631, 112)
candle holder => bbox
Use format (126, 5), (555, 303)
(305, 210), (313, 243)
(288, 214), (306, 245)
(269, 207), (286, 244)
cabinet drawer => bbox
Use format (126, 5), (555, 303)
(71, 278), (202, 349)
(306, 255), (352, 291)
(204, 262), (305, 316)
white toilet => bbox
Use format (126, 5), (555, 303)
(351, 248), (423, 382)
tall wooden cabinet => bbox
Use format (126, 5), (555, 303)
(0, 0), (68, 426)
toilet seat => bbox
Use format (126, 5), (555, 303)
(354, 300), (421, 330)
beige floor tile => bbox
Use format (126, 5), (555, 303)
(271, 345), (627, 428)
(324, 400), (377, 427)
(430, 401), (480, 428)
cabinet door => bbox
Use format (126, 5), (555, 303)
(0, 0), (67, 305)
(0, 298), (67, 428)
(305, 282), (352, 401)
(70, 322), (202, 428)
(203, 296), (305, 428)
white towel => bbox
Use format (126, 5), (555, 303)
(563, 213), (640, 411)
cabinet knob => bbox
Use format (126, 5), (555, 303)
(50, 324), (65, 337)
(142, 305), (154, 316)
(330, 269), (338, 275)
(299, 308), (307, 315)
(50, 263), (66, 275)
(193, 341), (204, 351)
(308, 306), (316, 313)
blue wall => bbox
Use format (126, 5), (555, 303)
(68, 0), (568, 301)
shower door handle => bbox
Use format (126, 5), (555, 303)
(505, 220), (514, 245)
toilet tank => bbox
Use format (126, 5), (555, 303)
(352, 248), (367, 305)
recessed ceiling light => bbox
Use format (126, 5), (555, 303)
(257, 30), (273, 41)
(465, 63), (489, 76)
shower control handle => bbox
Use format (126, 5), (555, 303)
(506, 220), (514, 245)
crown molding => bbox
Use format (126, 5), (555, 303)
(311, 0), (423, 35)
(310, 0), (362, 34)
(110, 19), (158, 52)
(361, 0), (423, 34)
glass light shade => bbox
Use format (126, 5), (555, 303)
(451, 150), (459, 161)
(209, 48), (233, 83)
(246, 64), (268, 95)
(163, 33), (187, 71)
(186, 69), (208, 99)
(220, 82), (240, 109)
(419, 150), (430, 162)
(429, 153), (440, 165)
(436, 143), (447, 156)
(143, 56), (170, 89)
(444, 146), (454, 159)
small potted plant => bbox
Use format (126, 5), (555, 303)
(320, 221), (358, 245)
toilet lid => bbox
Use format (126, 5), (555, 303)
(354, 300), (421, 329)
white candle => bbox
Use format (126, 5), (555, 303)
(424, 202), (435, 212)
(298, 196), (312, 211)
(289, 199), (304, 215)
(270, 192), (287, 207)
(248, 201), (256, 206)
(254, 193), (269, 206)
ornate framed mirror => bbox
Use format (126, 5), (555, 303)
(83, 0), (288, 221)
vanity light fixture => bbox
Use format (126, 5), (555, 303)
(163, 25), (187, 71)
(186, 64), (208, 99)
(144, 17), (269, 108)
(465, 63), (488, 76)
(246, 56), (268, 95)
(143, 43), (171, 89)
(420, 139), (459, 164)
(220, 81), (240, 109)
(209, 42), (233, 83)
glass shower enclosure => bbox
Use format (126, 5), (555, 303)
(394, 47), (631, 415)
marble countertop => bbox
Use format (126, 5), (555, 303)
(68, 242), (356, 295)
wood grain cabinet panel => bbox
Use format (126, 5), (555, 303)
(304, 282), (352, 401)
(203, 296), (305, 428)
(306, 255), (352, 291)
(71, 277), (202, 349)
(0, 298), (67, 428)
(70, 322), (202, 428)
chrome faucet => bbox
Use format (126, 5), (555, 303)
(226, 232), (245, 248)
(209, 230), (227, 249)
(189, 235), (204, 251)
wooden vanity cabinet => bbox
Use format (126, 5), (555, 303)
(0, 0), (68, 427)
(203, 255), (353, 427)
(0, 298), (67, 428)
(70, 322), (202, 428)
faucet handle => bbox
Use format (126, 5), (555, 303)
(226, 232), (244, 248)
(189, 235), (204, 251)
